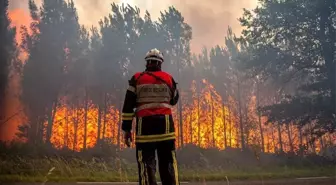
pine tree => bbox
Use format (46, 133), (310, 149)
(0, 0), (17, 122)
(21, 0), (84, 145)
(239, 0), (336, 138)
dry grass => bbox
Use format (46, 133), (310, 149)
(0, 156), (335, 183)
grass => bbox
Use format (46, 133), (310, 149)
(0, 157), (335, 183)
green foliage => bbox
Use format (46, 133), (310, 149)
(238, 0), (336, 136)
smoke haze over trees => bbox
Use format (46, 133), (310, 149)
(0, 0), (335, 157)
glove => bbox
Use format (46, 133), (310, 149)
(124, 131), (132, 147)
(170, 89), (179, 105)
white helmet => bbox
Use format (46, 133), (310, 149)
(145, 48), (164, 63)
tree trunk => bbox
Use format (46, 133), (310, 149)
(328, 134), (332, 146)
(271, 126), (276, 152)
(267, 131), (271, 153)
(298, 126), (303, 147)
(117, 93), (123, 149)
(64, 108), (69, 148)
(320, 137), (324, 151)
(97, 103), (102, 145)
(178, 94), (183, 147)
(210, 92), (215, 147)
(222, 102), (227, 148)
(33, 116), (43, 145)
(189, 113), (193, 143)
(256, 81), (264, 152)
(286, 123), (294, 153)
(237, 75), (245, 150)
(228, 106), (232, 147)
(244, 102), (249, 146)
(277, 124), (283, 153)
(197, 89), (201, 147)
(46, 99), (58, 145)
(73, 108), (79, 151)
(83, 88), (89, 150)
(102, 92), (108, 140)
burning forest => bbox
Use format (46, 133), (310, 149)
(2, 0), (336, 158)
(1, 0), (336, 183)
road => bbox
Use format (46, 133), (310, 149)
(3, 177), (336, 185)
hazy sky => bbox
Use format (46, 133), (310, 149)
(9, 0), (258, 53)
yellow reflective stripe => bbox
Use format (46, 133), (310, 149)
(136, 133), (176, 143)
(136, 135), (176, 143)
(172, 151), (179, 185)
(127, 86), (135, 93)
(122, 116), (133, 120)
(122, 113), (134, 117)
(136, 103), (172, 112)
(136, 132), (175, 139)
(145, 167), (149, 185)
(137, 117), (142, 136)
(122, 113), (134, 121)
(137, 150), (145, 185)
(165, 115), (169, 134)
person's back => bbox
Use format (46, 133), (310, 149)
(121, 48), (179, 185)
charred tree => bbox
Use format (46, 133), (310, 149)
(237, 74), (245, 150)
(83, 88), (89, 150)
(46, 99), (58, 145)
(256, 80), (264, 152)
(210, 92), (215, 147)
(286, 123), (294, 153)
(222, 102), (227, 148)
(102, 92), (108, 140)
(277, 123), (283, 153)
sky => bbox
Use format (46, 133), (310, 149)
(8, 0), (258, 53)
(2, 0), (258, 141)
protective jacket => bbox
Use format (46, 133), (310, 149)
(121, 69), (179, 143)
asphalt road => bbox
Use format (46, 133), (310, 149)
(3, 177), (336, 185)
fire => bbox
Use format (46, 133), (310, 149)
(46, 79), (240, 151)
(15, 76), (333, 152)
(46, 100), (121, 151)
(175, 79), (239, 149)
(0, 9), (31, 141)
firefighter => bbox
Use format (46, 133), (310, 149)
(121, 48), (180, 185)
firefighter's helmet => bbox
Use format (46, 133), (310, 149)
(145, 48), (164, 63)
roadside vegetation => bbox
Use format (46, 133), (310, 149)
(1, 142), (335, 182)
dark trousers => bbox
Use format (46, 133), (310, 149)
(136, 139), (179, 185)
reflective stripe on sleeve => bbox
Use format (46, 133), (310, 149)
(122, 112), (134, 121)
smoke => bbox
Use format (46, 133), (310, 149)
(9, 0), (258, 53)
(171, 0), (258, 53)
(77, 0), (258, 53)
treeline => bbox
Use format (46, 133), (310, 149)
(1, 0), (335, 155)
